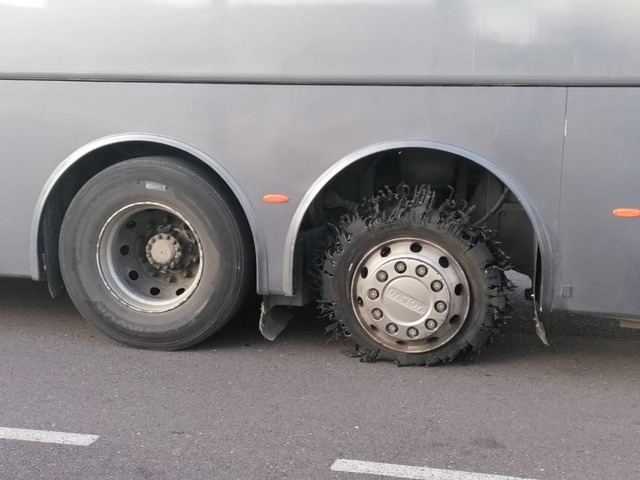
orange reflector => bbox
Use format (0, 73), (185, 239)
(263, 194), (290, 204)
(612, 208), (640, 218)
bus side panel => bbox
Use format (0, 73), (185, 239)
(2, 1), (640, 86)
(0, 82), (566, 308)
(558, 88), (640, 318)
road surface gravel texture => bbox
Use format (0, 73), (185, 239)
(1, 273), (639, 480)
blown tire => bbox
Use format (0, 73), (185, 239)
(319, 185), (510, 365)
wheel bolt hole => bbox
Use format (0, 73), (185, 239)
(425, 318), (438, 330)
(385, 323), (398, 334)
(439, 256), (450, 268)
(376, 270), (388, 282)
(368, 289), (379, 300)
(410, 242), (422, 253)
(435, 301), (447, 313)
(380, 246), (391, 257)
(431, 280), (443, 292)
(128, 270), (139, 281)
(371, 308), (383, 320)
(360, 267), (368, 279)
(150, 287), (160, 296)
(454, 283), (464, 296)
(394, 261), (407, 273)
(120, 245), (130, 255)
(407, 327), (419, 339)
(415, 265), (428, 277)
(176, 288), (186, 296)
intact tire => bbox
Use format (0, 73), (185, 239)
(319, 185), (510, 366)
(59, 157), (253, 350)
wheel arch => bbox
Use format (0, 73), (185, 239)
(31, 133), (266, 292)
(284, 139), (554, 308)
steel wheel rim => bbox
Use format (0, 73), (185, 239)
(96, 202), (204, 313)
(351, 237), (470, 353)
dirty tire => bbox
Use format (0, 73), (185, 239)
(318, 185), (511, 366)
(59, 156), (253, 350)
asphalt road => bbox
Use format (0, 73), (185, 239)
(1, 273), (640, 480)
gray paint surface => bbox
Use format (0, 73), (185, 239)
(0, 1), (638, 319)
(1, 1), (640, 85)
(559, 88), (640, 316)
(0, 81), (566, 304)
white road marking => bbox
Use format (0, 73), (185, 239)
(0, 427), (99, 446)
(331, 459), (538, 480)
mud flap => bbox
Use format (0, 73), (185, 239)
(259, 300), (294, 341)
(533, 300), (550, 347)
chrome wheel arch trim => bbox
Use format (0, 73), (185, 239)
(30, 133), (267, 291)
(283, 139), (554, 308)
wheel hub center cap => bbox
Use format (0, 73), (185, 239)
(383, 278), (430, 324)
(146, 233), (182, 268)
(351, 238), (471, 351)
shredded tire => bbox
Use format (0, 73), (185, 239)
(315, 184), (512, 366)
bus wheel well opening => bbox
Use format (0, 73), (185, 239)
(38, 141), (254, 297)
(298, 147), (537, 293)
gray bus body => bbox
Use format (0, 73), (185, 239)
(1, 0), (639, 323)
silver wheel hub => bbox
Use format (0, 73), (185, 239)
(352, 238), (470, 353)
(96, 202), (204, 314)
(146, 233), (183, 270)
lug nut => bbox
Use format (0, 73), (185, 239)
(368, 288), (379, 300)
(372, 308), (383, 320)
(415, 265), (428, 277)
(407, 327), (419, 338)
(425, 319), (438, 330)
(386, 323), (398, 334)
(435, 301), (447, 313)
(395, 261), (407, 273)
(431, 280), (443, 292)
(376, 270), (388, 282)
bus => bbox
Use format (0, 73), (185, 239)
(2, 0), (639, 365)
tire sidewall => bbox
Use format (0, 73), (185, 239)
(329, 221), (492, 362)
(60, 158), (250, 348)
